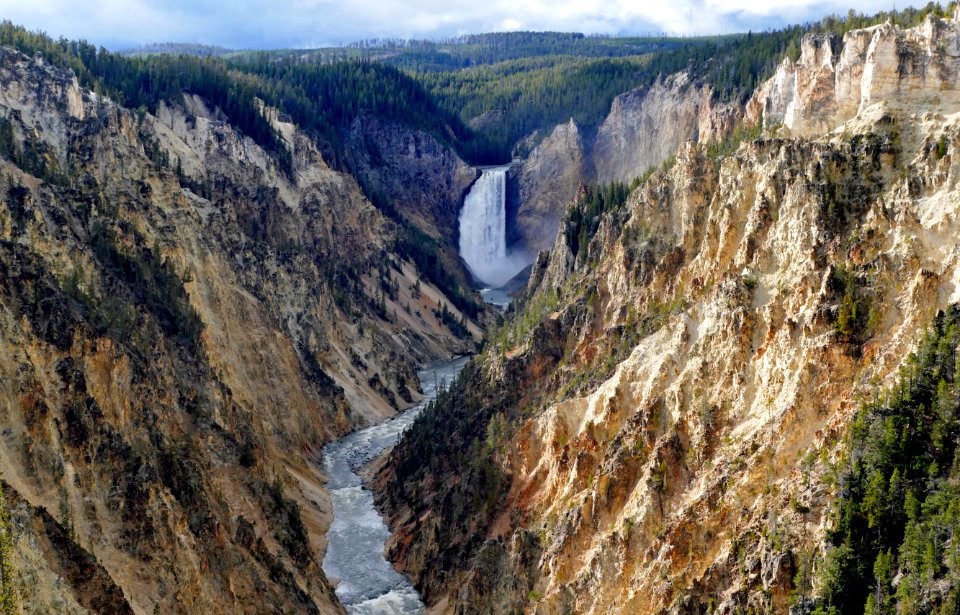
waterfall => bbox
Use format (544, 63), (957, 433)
(458, 165), (521, 287)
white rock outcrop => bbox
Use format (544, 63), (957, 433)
(751, 11), (960, 135)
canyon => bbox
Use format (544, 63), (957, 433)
(1, 5), (960, 615)
(0, 44), (482, 613)
(378, 8), (960, 614)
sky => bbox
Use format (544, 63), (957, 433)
(0, 0), (932, 50)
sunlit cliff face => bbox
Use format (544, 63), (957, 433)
(379, 9), (960, 613)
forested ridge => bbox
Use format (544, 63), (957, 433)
(805, 306), (960, 614)
(0, 21), (492, 315)
(4, 3), (954, 169)
(0, 21), (483, 168)
(415, 3), (958, 158)
(224, 32), (695, 72)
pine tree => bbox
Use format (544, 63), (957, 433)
(0, 482), (18, 615)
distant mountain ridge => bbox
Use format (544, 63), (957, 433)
(1, 3), (959, 613)
(119, 42), (233, 57)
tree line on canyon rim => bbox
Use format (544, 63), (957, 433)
(0, 2), (960, 612)
(0, 1), (951, 170)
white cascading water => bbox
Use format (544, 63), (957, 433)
(458, 165), (519, 287)
(321, 357), (470, 614)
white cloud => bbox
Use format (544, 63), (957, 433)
(0, 0), (941, 49)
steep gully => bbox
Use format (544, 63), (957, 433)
(320, 161), (523, 611)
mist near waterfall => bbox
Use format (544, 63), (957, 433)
(458, 166), (532, 288)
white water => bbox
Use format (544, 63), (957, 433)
(321, 356), (470, 614)
(459, 166), (528, 287)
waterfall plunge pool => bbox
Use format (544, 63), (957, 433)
(458, 165), (530, 289)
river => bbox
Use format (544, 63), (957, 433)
(321, 355), (471, 614)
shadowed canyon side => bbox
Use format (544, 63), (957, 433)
(7, 5), (960, 615)
(0, 43), (483, 613)
(343, 114), (480, 242)
(378, 8), (960, 614)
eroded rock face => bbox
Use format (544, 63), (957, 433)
(343, 114), (479, 240)
(0, 45), (481, 614)
(508, 120), (585, 254)
(510, 74), (740, 257)
(380, 13), (960, 614)
(592, 73), (736, 185)
(751, 10), (960, 136)
(4, 482), (133, 614)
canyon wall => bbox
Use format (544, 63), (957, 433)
(380, 11), (960, 613)
(509, 73), (740, 258)
(342, 114), (479, 242)
(0, 46), (480, 614)
(507, 120), (585, 254)
(592, 72), (738, 185)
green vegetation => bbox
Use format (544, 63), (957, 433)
(122, 43), (232, 58)
(261, 477), (312, 569)
(420, 55), (656, 158)
(937, 134), (950, 160)
(391, 360), (515, 583)
(225, 7), (960, 165)
(416, 4), (958, 160)
(0, 116), (64, 183)
(394, 225), (484, 319)
(89, 226), (203, 352)
(226, 32), (690, 72)
(5, 2), (957, 173)
(812, 306), (960, 614)
(416, 28), (804, 158)
(0, 21), (292, 172)
(0, 20), (485, 172)
(705, 120), (763, 160)
(816, 3), (957, 35)
(62, 225), (204, 358)
(433, 302), (470, 338)
(363, 32), (687, 72)
(259, 24), (860, 161)
(230, 56), (488, 164)
(218, 29), (788, 161)
(0, 21), (487, 318)
(829, 263), (878, 349)
(489, 287), (559, 349)
(0, 483), (17, 615)
(565, 181), (632, 265)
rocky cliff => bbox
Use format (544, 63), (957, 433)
(507, 120), (586, 254)
(0, 45), (480, 614)
(749, 11), (960, 136)
(509, 74), (740, 258)
(592, 72), (738, 185)
(379, 10), (960, 614)
(343, 114), (479, 242)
